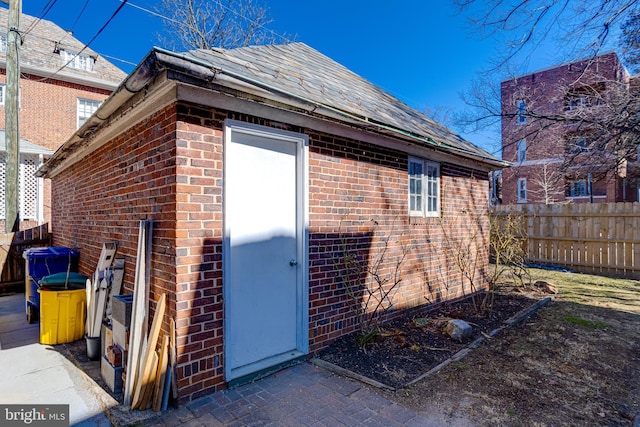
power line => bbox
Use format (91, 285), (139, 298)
(0, 16), (134, 77)
(32, 0), (129, 82)
(121, 0), (292, 45)
(23, 0), (58, 36)
(98, 52), (137, 67)
(120, 0), (182, 26)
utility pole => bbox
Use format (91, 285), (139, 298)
(4, 0), (20, 232)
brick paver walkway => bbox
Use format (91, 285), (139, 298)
(136, 362), (440, 426)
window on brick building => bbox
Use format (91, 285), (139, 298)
(0, 34), (6, 53)
(62, 50), (95, 72)
(408, 157), (440, 217)
(516, 100), (526, 124)
(517, 178), (527, 202)
(77, 98), (101, 128)
(568, 179), (588, 197)
(0, 84), (5, 106)
(565, 84), (604, 111)
(517, 139), (526, 162)
(572, 138), (588, 154)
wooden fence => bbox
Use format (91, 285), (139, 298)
(0, 224), (51, 293)
(491, 203), (640, 279)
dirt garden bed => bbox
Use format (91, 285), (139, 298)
(315, 285), (553, 389)
(318, 267), (640, 426)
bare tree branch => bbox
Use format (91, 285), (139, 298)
(156, 0), (295, 51)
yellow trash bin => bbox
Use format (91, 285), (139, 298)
(38, 288), (86, 345)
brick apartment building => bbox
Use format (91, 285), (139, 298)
(0, 7), (125, 230)
(500, 52), (640, 204)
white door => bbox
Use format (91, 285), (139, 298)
(224, 120), (308, 381)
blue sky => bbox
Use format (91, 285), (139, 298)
(7, 0), (558, 156)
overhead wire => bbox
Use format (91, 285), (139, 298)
(55, 0), (92, 46)
(29, 0), (130, 83)
(23, 0), (59, 36)
(121, 0), (292, 44)
(0, 1), (135, 79)
(120, 0), (182, 26)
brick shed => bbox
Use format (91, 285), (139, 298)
(37, 43), (506, 403)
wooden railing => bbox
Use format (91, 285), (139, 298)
(492, 203), (640, 279)
(0, 224), (52, 293)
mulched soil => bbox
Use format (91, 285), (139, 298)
(316, 292), (541, 389)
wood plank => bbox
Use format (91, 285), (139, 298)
(124, 221), (148, 405)
(124, 221), (152, 406)
(0, 232), (15, 278)
(131, 292), (166, 409)
(138, 351), (159, 411)
(153, 335), (169, 412)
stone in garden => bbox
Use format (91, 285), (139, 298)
(445, 319), (473, 342)
(533, 280), (558, 294)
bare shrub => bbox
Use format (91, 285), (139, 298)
(334, 217), (410, 347)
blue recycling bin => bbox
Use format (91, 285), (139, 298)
(23, 247), (79, 323)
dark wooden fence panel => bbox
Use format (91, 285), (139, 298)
(0, 224), (51, 293)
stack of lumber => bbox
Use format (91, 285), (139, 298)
(123, 220), (177, 411)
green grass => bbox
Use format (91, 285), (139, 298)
(562, 315), (609, 329)
(499, 266), (640, 315)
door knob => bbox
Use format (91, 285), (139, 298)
(289, 259), (297, 266)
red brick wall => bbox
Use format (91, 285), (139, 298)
(501, 52), (626, 204)
(0, 70), (112, 151)
(0, 70), (113, 229)
(50, 101), (491, 403)
(306, 132), (490, 350)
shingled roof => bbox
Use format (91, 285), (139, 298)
(0, 7), (126, 89)
(185, 43), (496, 162)
(38, 43), (506, 177)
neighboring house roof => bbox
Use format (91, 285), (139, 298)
(0, 6), (126, 90)
(0, 130), (53, 155)
(38, 43), (507, 177)
(501, 50), (626, 83)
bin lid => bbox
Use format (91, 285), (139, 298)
(38, 272), (88, 290)
(23, 246), (78, 260)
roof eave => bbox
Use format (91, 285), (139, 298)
(38, 47), (506, 177)
(0, 59), (124, 91)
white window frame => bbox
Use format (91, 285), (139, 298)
(77, 98), (101, 128)
(408, 156), (440, 217)
(516, 100), (526, 124)
(568, 95), (587, 111)
(568, 179), (588, 197)
(517, 178), (527, 202)
(0, 84), (5, 106)
(517, 139), (526, 162)
(0, 34), (6, 53)
(62, 50), (95, 71)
